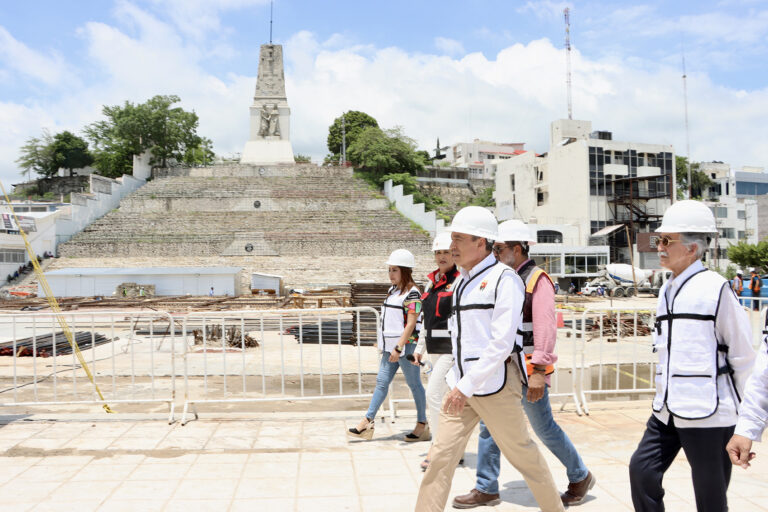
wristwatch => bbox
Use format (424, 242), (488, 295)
(394, 345), (403, 353)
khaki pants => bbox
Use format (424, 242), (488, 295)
(415, 362), (564, 512)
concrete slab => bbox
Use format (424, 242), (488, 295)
(1, 402), (767, 511)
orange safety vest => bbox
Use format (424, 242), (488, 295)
(517, 260), (556, 377)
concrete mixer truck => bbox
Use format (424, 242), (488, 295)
(581, 264), (671, 297)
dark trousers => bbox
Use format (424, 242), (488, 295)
(629, 415), (734, 512)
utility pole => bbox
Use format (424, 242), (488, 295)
(564, 8), (573, 120)
(682, 53), (692, 199)
(341, 114), (347, 166)
(269, 0), (273, 44)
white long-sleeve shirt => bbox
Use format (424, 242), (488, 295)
(735, 337), (768, 441)
(653, 260), (756, 428)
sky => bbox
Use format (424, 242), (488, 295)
(1, 0), (768, 188)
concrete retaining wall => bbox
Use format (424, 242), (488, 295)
(383, 179), (445, 237)
(55, 174), (145, 246)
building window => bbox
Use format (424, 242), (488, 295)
(710, 207), (728, 218)
(537, 230), (563, 243)
(719, 228), (735, 239)
(738, 230), (745, 239)
(0, 249), (25, 263)
(737, 210), (746, 220)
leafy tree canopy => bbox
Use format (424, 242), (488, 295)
(727, 240), (768, 273)
(16, 129), (94, 179)
(327, 110), (379, 161)
(675, 156), (713, 199)
(85, 95), (212, 177)
(16, 129), (58, 179)
(347, 126), (426, 183)
(52, 131), (94, 173)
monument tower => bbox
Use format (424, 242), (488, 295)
(240, 43), (295, 164)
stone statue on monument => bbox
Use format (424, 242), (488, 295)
(268, 104), (280, 136)
(258, 104), (281, 138)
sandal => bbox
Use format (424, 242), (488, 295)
(347, 419), (374, 440)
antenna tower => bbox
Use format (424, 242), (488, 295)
(564, 8), (573, 120)
(682, 54), (692, 199)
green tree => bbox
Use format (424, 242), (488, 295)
(294, 154), (312, 163)
(327, 110), (379, 161)
(85, 95), (208, 177)
(675, 156), (713, 199)
(347, 126), (425, 183)
(16, 129), (58, 179)
(51, 131), (94, 175)
(727, 240), (768, 272)
(182, 138), (215, 166)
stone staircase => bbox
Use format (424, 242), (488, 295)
(59, 165), (432, 259)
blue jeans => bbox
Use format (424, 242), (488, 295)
(476, 385), (588, 494)
(365, 343), (427, 423)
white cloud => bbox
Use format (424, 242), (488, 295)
(147, 0), (270, 39)
(0, 26), (70, 86)
(434, 37), (465, 56)
(1, 8), (767, 191)
(517, 1), (573, 20)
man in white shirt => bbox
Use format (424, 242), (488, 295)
(726, 309), (768, 468)
(415, 207), (563, 512)
(628, 200), (755, 512)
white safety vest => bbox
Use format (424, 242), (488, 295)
(652, 269), (738, 420)
(378, 285), (421, 352)
(447, 261), (526, 396)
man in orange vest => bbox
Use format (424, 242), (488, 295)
(451, 220), (593, 509)
(750, 268), (762, 311)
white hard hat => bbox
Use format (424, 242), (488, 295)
(657, 200), (716, 234)
(446, 206), (498, 241)
(386, 249), (415, 268)
(431, 232), (452, 251)
(498, 220), (536, 244)
(737, 270), (743, 275)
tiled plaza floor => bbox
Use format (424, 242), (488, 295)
(1, 401), (767, 511)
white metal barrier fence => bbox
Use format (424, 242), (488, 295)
(387, 309), (585, 419)
(180, 307), (379, 424)
(0, 311), (177, 422)
(1, 300), (762, 423)
(573, 307), (657, 415)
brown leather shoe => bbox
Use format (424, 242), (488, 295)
(452, 489), (501, 509)
(560, 471), (595, 506)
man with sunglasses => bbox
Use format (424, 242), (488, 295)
(415, 207), (563, 512)
(452, 220), (593, 509)
(629, 200), (756, 512)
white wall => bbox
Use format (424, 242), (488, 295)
(44, 272), (238, 297)
(55, 173), (145, 246)
(383, 179), (445, 237)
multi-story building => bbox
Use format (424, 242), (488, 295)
(443, 140), (527, 180)
(699, 162), (759, 269)
(495, 119), (675, 268)
(0, 205), (59, 284)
